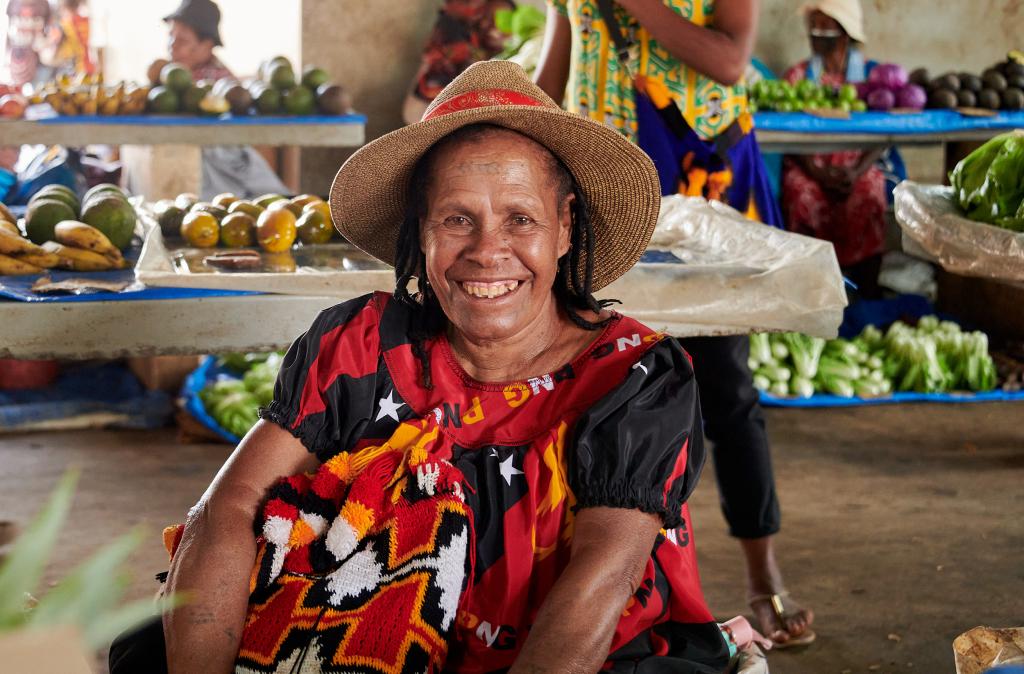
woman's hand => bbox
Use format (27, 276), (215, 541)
(508, 507), (663, 674)
(164, 420), (318, 674)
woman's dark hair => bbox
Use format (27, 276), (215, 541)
(393, 124), (617, 389)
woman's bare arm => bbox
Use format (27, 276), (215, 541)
(533, 6), (573, 103)
(164, 420), (318, 674)
(615, 0), (758, 85)
(508, 507), (663, 674)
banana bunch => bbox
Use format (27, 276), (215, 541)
(0, 220), (127, 274)
(34, 80), (149, 116)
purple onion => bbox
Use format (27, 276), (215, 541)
(896, 83), (927, 110)
(867, 87), (896, 111)
(868, 63), (910, 92)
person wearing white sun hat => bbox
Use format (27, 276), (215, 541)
(783, 0), (890, 297)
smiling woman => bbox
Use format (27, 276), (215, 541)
(109, 61), (730, 674)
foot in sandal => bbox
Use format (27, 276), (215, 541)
(740, 535), (816, 649)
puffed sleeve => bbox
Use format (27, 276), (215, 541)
(259, 293), (382, 460)
(569, 338), (705, 529)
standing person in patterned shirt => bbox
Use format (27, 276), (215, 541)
(536, 0), (815, 650)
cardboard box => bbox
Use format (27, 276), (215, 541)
(127, 355), (202, 392)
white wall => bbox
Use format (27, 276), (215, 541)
(90, 0), (300, 82)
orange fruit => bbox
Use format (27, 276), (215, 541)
(256, 208), (297, 253)
(220, 212), (256, 248)
(211, 192), (238, 208)
(227, 200), (264, 219)
(296, 210), (333, 245)
(180, 211), (219, 248)
(302, 200), (332, 227)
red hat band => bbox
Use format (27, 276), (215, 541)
(422, 88), (548, 122)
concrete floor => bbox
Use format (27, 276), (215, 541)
(1, 403), (1022, 673)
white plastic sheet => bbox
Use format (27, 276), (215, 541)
(135, 196), (848, 338)
(894, 180), (1024, 282)
(601, 195), (846, 338)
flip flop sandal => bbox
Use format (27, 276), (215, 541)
(748, 592), (817, 650)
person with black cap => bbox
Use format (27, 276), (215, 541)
(130, 0), (289, 201)
(160, 0), (231, 82)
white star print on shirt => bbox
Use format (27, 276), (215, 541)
(375, 390), (405, 422)
(498, 453), (524, 486)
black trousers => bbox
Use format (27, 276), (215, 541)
(678, 335), (781, 539)
(109, 616), (167, 674)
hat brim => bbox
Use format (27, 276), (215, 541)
(329, 105), (660, 292)
(162, 13), (223, 46)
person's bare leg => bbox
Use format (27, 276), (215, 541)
(741, 535), (814, 644)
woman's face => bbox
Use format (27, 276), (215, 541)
(420, 129), (573, 344)
(808, 10), (848, 56)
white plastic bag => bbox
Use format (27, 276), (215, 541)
(601, 195), (847, 338)
(894, 181), (1024, 282)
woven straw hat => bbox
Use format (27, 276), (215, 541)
(329, 60), (660, 291)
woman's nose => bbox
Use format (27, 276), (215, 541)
(463, 225), (510, 266)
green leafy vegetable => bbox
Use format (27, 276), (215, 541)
(950, 130), (1024, 231)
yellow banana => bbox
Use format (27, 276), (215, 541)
(41, 242), (115, 271)
(54, 220), (123, 261)
(0, 220), (20, 236)
(0, 229), (44, 256)
(0, 253), (43, 275)
(13, 250), (61, 269)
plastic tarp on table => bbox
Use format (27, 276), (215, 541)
(894, 181), (1024, 282)
(754, 110), (1024, 135)
(603, 195), (847, 338)
(138, 195), (848, 338)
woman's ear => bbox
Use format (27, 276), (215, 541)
(557, 192), (575, 257)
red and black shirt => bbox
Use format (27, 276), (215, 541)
(261, 292), (729, 673)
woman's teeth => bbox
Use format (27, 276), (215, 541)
(461, 280), (520, 298)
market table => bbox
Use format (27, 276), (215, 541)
(0, 113), (367, 197)
(754, 109), (1024, 153)
(0, 113), (366, 147)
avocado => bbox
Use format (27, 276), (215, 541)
(1002, 87), (1024, 110)
(983, 70), (1008, 91)
(160, 62), (193, 93)
(1007, 74), (1024, 91)
(25, 198), (76, 244)
(283, 85), (315, 115)
(978, 88), (1002, 110)
(959, 74), (983, 93)
(253, 86), (281, 114)
(931, 73), (961, 92)
(224, 84), (252, 115)
(83, 183), (125, 204)
(316, 84), (351, 115)
(147, 86), (180, 114)
(909, 67), (930, 87)
(301, 65), (329, 90)
(31, 186), (80, 213)
(181, 85), (206, 114)
(81, 195), (137, 250)
(929, 89), (959, 110)
(267, 63), (296, 90)
(154, 200), (186, 238)
(956, 90), (977, 108)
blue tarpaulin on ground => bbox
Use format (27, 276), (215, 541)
(182, 356), (242, 444)
(0, 363), (172, 429)
(754, 110), (1024, 135)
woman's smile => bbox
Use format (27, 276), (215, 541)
(457, 279), (523, 299)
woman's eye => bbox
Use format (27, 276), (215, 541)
(512, 216), (533, 225)
(445, 216), (471, 226)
